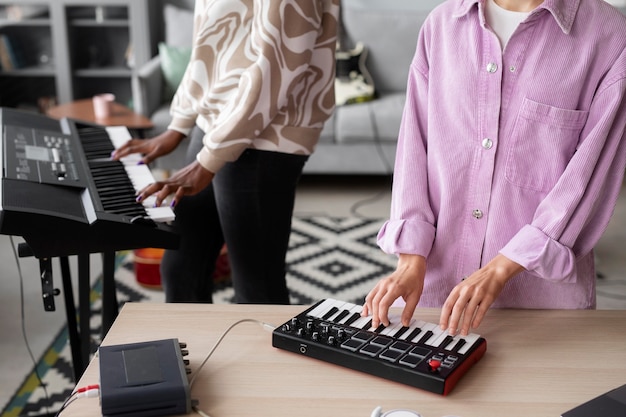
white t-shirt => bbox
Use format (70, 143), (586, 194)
(484, 0), (531, 49)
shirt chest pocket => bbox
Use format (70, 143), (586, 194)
(505, 98), (589, 192)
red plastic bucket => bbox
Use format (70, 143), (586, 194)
(133, 248), (164, 289)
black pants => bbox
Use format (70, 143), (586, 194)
(160, 127), (308, 304)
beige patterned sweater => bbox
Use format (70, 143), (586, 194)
(167, 0), (339, 174)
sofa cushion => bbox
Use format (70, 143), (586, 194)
(335, 93), (406, 144)
(158, 42), (192, 100)
(341, 0), (442, 93)
(318, 111), (336, 144)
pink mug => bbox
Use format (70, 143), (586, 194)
(93, 94), (115, 119)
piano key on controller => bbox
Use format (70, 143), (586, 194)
(379, 315), (405, 336)
(398, 320), (426, 341)
(455, 332), (480, 355)
(305, 298), (481, 352)
(307, 298), (342, 319)
(339, 305), (363, 326)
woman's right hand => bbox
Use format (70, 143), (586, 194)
(111, 129), (186, 165)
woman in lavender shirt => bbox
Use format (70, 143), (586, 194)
(363, 0), (626, 336)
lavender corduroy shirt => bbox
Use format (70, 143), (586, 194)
(377, 0), (626, 309)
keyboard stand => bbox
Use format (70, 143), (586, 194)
(19, 243), (119, 381)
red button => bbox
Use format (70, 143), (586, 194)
(428, 359), (441, 371)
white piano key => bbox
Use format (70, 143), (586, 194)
(424, 324), (447, 346)
(322, 299), (349, 320)
(327, 305), (350, 322)
(350, 314), (374, 330)
(326, 300), (358, 322)
(409, 322), (437, 343)
(307, 299), (337, 318)
(106, 126), (132, 147)
(444, 333), (467, 351)
(145, 206), (175, 223)
(398, 320), (426, 340)
(390, 317), (417, 337)
(428, 328), (454, 348)
(308, 299), (347, 320)
(457, 333), (481, 355)
(380, 315), (404, 335)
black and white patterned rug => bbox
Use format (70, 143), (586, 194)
(2, 216), (395, 417)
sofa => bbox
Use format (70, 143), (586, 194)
(135, 0), (444, 175)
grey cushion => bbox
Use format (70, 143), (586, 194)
(149, 104), (172, 136)
(148, 104), (188, 172)
(335, 93), (405, 144)
(318, 112), (336, 144)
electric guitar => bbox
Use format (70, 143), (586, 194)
(334, 4), (375, 106)
(335, 42), (376, 106)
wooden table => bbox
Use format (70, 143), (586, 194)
(46, 98), (153, 131)
(60, 303), (626, 417)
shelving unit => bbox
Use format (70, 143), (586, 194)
(0, 0), (155, 112)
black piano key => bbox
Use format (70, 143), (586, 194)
(416, 330), (434, 345)
(101, 200), (143, 210)
(344, 312), (361, 326)
(451, 339), (466, 353)
(91, 168), (127, 177)
(404, 327), (423, 342)
(373, 323), (386, 333)
(99, 197), (138, 207)
(107, 208), (146, 217)
(333, 309), (350, 323)
(361, 319), (373, 330)
(322, 307), (339, 320)
(98, 187), (137, 197)
(439, 335), (455, 349)
(393, 326), (410, 338)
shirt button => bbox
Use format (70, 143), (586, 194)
(482, 138), (493, 149)
(509, 65), (516, 72)
(486, 62), (498, 73)
(472, 209), (483, 219)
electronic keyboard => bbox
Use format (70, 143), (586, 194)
(0, 107), (178, 258)
(272, 298), (487, 395)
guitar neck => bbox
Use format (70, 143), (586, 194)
(336, 3), (350, 52)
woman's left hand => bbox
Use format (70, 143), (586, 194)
(136, 161), (214, 208)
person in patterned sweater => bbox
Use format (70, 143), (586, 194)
(113, 0), (339, 303)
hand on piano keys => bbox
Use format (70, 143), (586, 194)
(110, 128), (214, 209)
(308, 299), (481, 355)
(134, 160), (215, 209)
(105, 127), (175, 222)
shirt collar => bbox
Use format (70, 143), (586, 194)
(452, 0), (580, 34)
